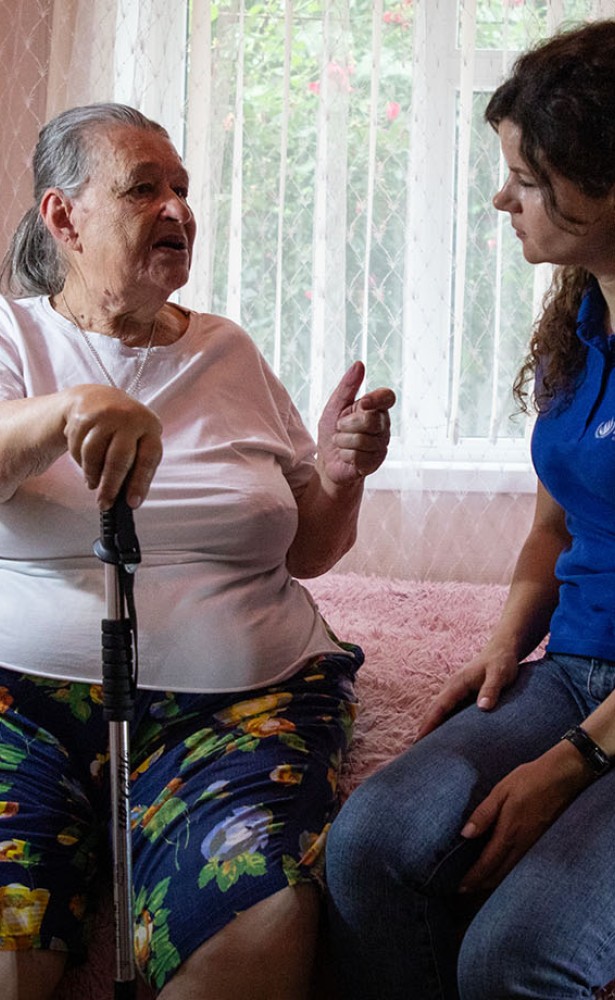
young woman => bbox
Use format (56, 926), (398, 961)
(326, 19), (615, 1000)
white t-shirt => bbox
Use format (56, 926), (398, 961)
(0, 295), (344, 691)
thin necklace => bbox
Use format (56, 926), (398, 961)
(61, 291), (157, 397)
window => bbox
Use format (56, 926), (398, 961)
(175, 0), (608, 492)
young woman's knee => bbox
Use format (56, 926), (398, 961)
(327, 745), (480, 895)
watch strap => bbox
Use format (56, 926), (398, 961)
(561, 725), (612, 777)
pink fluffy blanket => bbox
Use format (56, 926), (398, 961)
(52, 573), (614, 999)
(311, 574), (509, 800)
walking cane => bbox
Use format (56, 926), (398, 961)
(94, 487), (141, 1000)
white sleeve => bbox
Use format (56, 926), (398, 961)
(0, 297), (26, 399)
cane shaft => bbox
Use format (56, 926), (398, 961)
(95, 493), (140, 998)
(109, 721), (136, 989)
(104, 562), (123, 618)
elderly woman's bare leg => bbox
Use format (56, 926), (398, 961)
(0, 950), (67, 1000)
(158, 884), (321, 1000)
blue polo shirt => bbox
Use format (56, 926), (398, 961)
(532, 279), (615, 660)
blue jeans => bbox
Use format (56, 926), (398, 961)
(325, 654), (615, 999)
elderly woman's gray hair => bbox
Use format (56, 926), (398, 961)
(1, 103), (168, 298)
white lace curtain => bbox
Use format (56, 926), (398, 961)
(2, 0), (614, 582)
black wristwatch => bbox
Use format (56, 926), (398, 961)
(561, 725), (613, 777)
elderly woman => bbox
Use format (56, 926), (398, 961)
(0, 103), (395, 1000)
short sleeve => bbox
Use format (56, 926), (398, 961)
(0, 300), (26, 400)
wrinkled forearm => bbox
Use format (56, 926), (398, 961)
(0, 395), (68, 501)
(286, 466), (364, 578)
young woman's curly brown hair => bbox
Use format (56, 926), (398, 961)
(513, 266), (590, 413)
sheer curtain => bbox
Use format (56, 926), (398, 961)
(2, 0), (614, 583)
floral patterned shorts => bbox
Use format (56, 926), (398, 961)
(0, 645), (362, 990)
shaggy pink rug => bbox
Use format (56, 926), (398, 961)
(52, 573), (615, 999)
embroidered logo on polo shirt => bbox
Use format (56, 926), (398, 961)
(595, 418), (615, 439)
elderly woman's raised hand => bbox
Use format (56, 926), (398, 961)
(287, 362), (395, 578)
(317, 361), (396, 487)
(61, 384), (163, 510)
